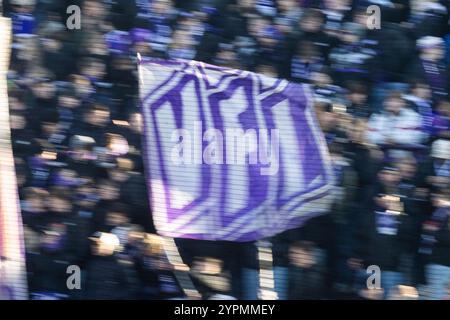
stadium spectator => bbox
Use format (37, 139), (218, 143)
(366, 91), (426, 149)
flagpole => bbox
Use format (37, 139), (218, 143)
(0, 16), (29, 300)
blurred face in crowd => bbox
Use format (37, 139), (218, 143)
(70, 144), (94, 162)
(9, 96), (26, 111)
(437, 100), (450, 117)
(49, 196), (72, 214)
(348, 91), (367, 105)
(76, 184), (97, 208)
(397, 157), (417, 180)
(32, 81), (55, 99)
(86, 34), (109, 57)
(10, 114), (26, 130)
(87, 106), (110, 127)
(311, 71), (332, 87)
(134, 41), (152, 56)
(42, 37), (62, 53)
(300, 13), (323, 33)
(239, 0), (256, 11)
(82, 60), (106, 81)
(289, 242), (317, 269)
(106, 211), (129, 228)
(432, 192), (450, 208)
(378, 168), (401, 188)
(29, 196), (47, 212)
(275, 20), (293, 36)
(422, 45), (445, 62)
(152, 0), (173, 15)
(412, 83), (432, 100)
(316, 103), (338, 130)
(84, 0), (106, 20)
(40, 232), (59, 250)
(215, 48), (239, 68)
(11, 3), (35, 14)
(41, 121), (58, 136)
(324, 0), (350, 11)
(178, 16), (198, 31)
(73, 75), (94, 97)
(58, 94), (80, 109)
(278, 0), (297, 12)
(24, 188), (48, 213)
(258, 32), (278, 48)
(98, 181), (119, 201)
(385, 95), (405, 115)
(60, 168), (76, 179)
(171, 29), (194, 49)
(109, 167), (129, 183)
(248, 16), (268, 38)
(430, 46), (446, 61)
(192, 257), (223, 275)
(17, 37), (39, 62)
(342, 30), (360, 44)
(256, 65), (278, 78)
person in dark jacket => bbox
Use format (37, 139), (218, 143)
(10, 110), (36, 158)
(432, 98), (450, 140)
(410, 0), (448, 38)
(370, 22), (414, 83)
(110, 0), (138, 31)
(84, 232), (140, 299)
(407, 36), (449, 102)
(70, 103), (114, 148)
(288, 8), (336, 66)
(345, 81), (371, 118)
(27, 226), (73, 300)
(288, 240), (326, 299)
(421, 189), (450, 299)
(403, 81), (434, 137)
(329, 22), (377, 86)
(417, 139), (450, 192)
(350, 166), (415, 299)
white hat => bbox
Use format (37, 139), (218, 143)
(417, 36), (444, 50)
(90, 232), (120, 248)
(431, 139), (450, 160)
(10, 0), (36, 5)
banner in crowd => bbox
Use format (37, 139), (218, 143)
(139, 58), (334, 242)
(0, 18), (28, 300)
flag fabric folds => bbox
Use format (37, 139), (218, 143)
(139, 58), (334, 242)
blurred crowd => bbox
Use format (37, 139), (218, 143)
(2, 0), (450, 300)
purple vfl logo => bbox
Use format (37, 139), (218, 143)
(139, 59), (334, 242)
